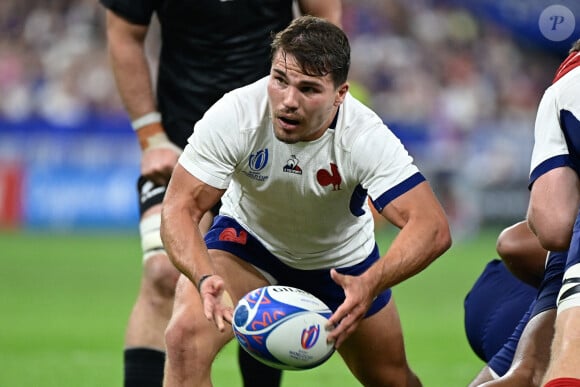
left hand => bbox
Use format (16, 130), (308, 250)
(198, 275), (235, 331)
(325, 268), (374, 348)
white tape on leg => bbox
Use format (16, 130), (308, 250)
(139, 213), (165, 262)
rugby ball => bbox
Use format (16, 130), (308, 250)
(232, 285), (335, 370)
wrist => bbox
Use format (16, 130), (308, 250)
(197, 274), (214, 293)
(132, 111), (161, 131)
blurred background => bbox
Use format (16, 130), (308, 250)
(1, 1), (580, 386)
(1, 0), (579, 237)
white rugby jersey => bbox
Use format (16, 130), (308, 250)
(529, 63), (580, 186)
(179, 76), (423, 270)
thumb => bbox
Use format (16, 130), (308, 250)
(330, 268), (344, 286)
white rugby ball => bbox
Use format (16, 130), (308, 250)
(232, 285), (335, 370)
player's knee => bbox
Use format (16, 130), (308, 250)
(164, 309), (209, 367)
(557, 264), (580, 313)
(143, 254), (180, 299)
(139, 213), (180, 298)
(164, 313), (189, 354)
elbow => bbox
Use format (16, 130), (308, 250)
(439, 224), (453, 256)
(537, 232), (571, 252)
(432, 218), (452, 259)
(529, 217), (573, 251)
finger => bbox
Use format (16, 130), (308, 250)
(202, 296), (214, 321)
(326, 300), (349, 328)
(215, 312), (226, 332)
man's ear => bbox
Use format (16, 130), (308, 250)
(334, 83), (349, 106)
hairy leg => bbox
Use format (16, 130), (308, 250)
(338, 297), (421, 387)
(163, 251), (270, 386)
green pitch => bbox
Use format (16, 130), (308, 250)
(0, 226), (499, 386)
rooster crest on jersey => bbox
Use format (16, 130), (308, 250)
(232, 285), (335, 370)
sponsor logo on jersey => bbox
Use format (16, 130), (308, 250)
(283, 155), (302, 175)
(316, 163), (342, 190)
(243, 148), (269, 182)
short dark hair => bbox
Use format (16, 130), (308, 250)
(570, 38), (580, 54)
(271, 15), (350, 88)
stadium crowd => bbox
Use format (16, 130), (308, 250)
(0, 0), (570, 235)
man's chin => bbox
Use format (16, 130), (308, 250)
(274, 130), (300, 144)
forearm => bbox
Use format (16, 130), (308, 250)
(160, 166), (223, 286)
(160, 198), (213, 285)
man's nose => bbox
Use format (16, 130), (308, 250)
(282, 87), (299, 109)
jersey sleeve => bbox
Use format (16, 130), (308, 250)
(99, 0), (159, 25)
(529, 86), (571, 187)
(351, 124), (423, 212)
(178, 93), (243, 190)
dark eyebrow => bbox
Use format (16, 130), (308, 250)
(272, 68), (324, 89)
(272, 68), (287, 77)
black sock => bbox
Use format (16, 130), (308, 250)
(124, 348), (165, 387)
(238, 346), (283, 387)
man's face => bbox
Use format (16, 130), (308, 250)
(267, 50), (348, 144)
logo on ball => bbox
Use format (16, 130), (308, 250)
(232, 285), (335, 370)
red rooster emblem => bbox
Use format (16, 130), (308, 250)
(219, 228), (248, 244)
(316, 163), (342, 191)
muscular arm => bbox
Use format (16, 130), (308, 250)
(160, 164), (225, 285)
(297, 0), (342, 27)
(370, 181), (452, 292)
(105, 10), (156, 120)
(105, 10), (181, 184)
(527, 167), (580, 251)
(327, 181), (451, 346)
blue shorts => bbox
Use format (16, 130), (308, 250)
(464, 259), (536, 365)
(487, 250), (565, 375)
(205, 215), (392, 318)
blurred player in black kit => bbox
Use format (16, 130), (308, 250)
(99, 1), (342, 386)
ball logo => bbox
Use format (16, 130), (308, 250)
(250, 310), (287, 331)
(301, 324), (321, 349)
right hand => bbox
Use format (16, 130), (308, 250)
(197, 274), (235, 332)
(136, 122), (182, 186)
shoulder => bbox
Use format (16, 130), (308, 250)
(337, 94), (403, 151)
(219, 77), (270, 130)
(194, 76), (269, 143)
(550, 66), (580, 109)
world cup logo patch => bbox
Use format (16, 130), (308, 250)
(301, 324), (320, 349)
